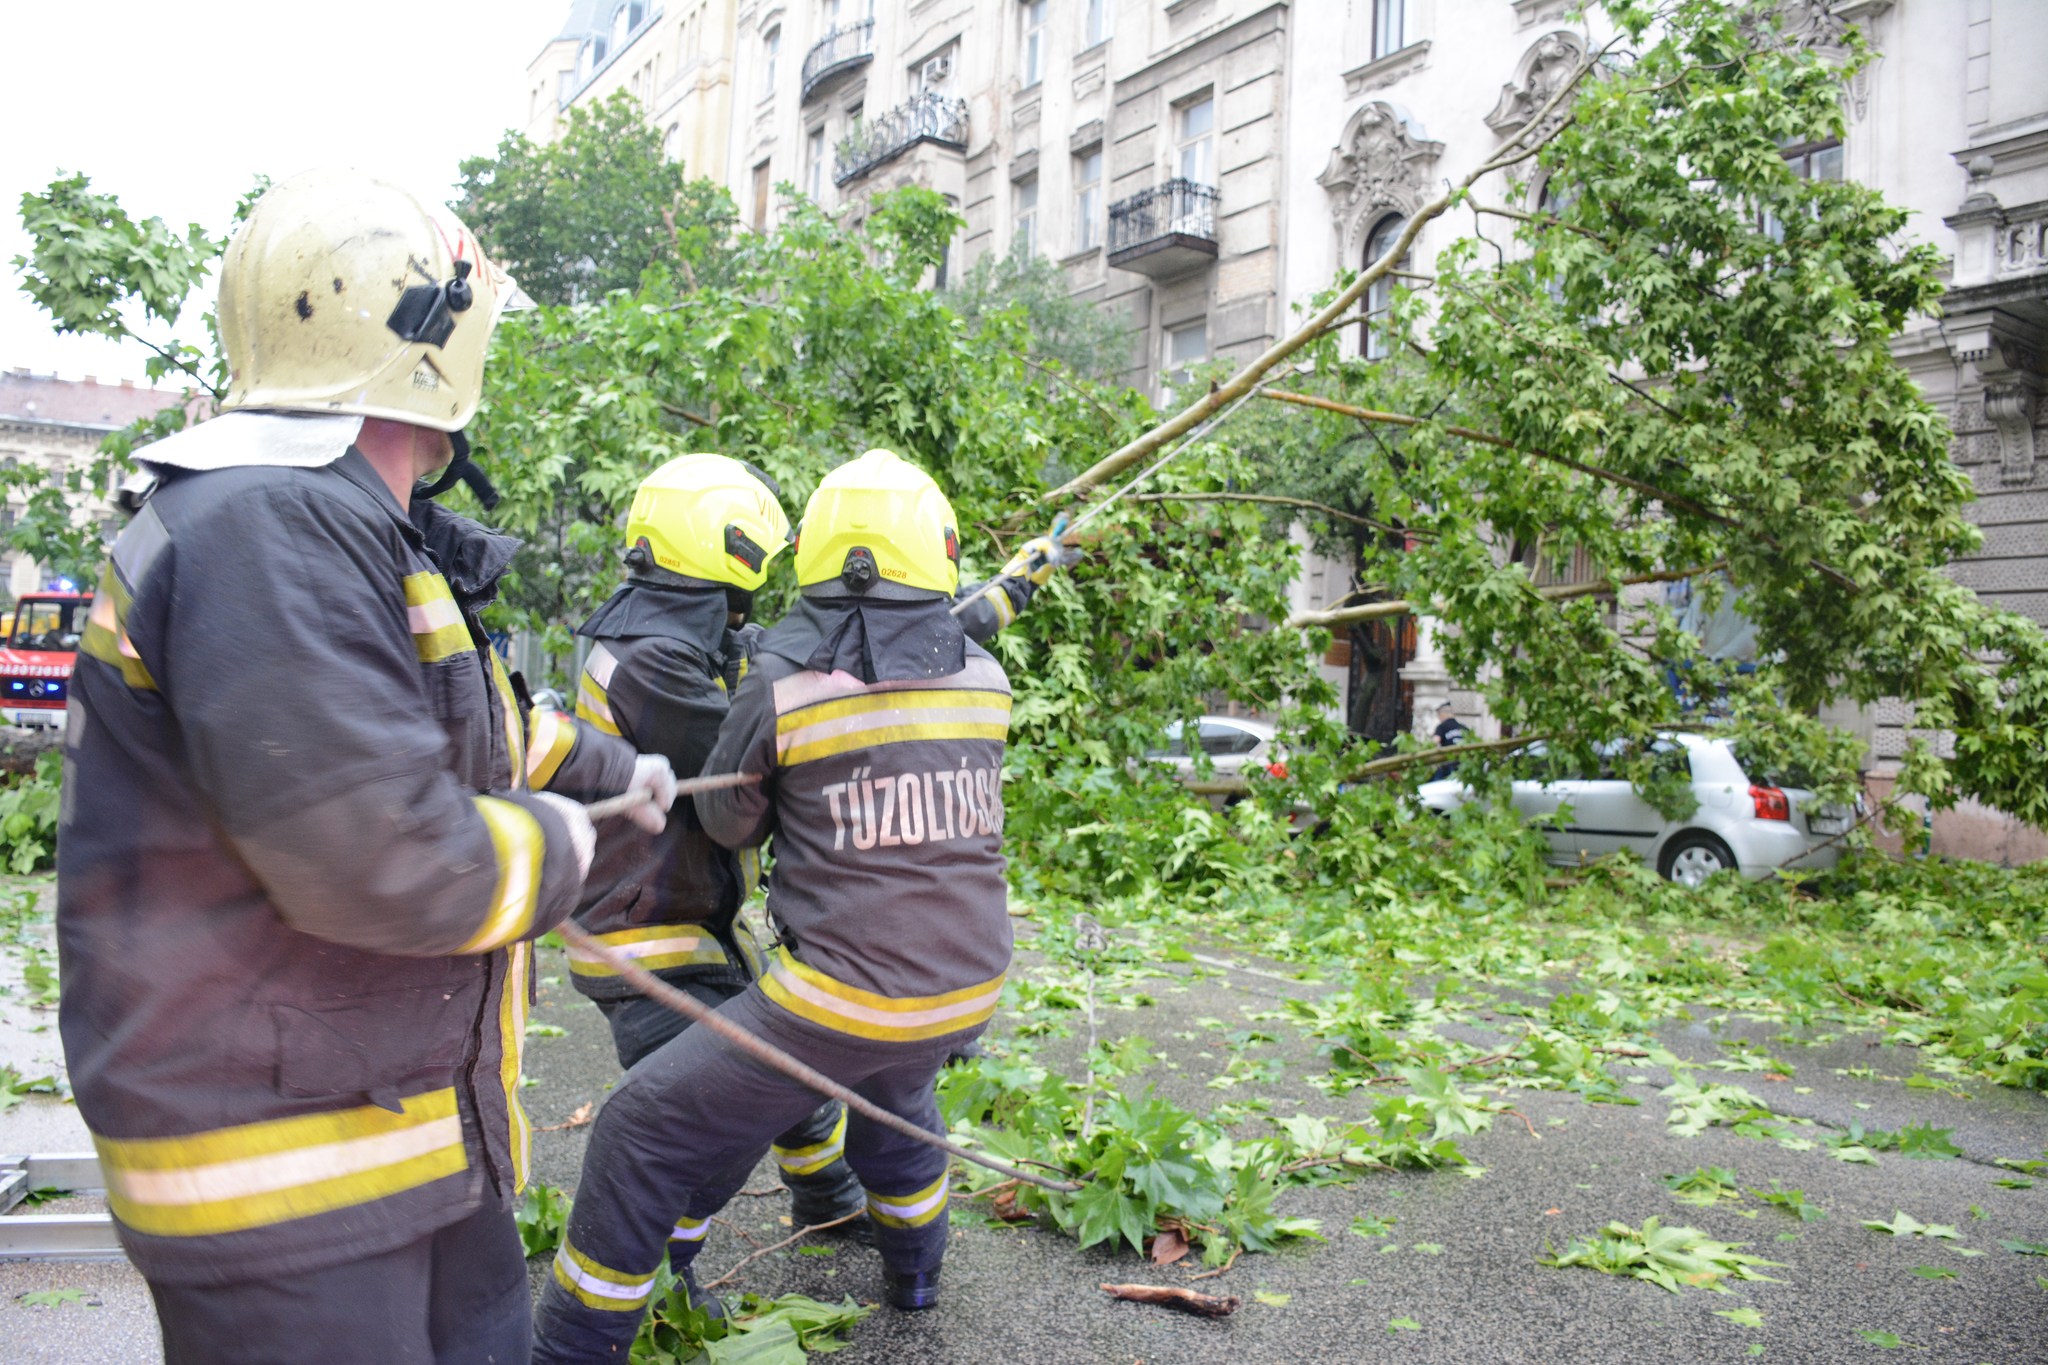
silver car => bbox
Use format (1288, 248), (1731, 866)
(1416, 732), (1858, 884)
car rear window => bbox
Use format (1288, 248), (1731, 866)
(1730, 741), (1816, 791)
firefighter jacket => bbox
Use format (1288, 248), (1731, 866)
(566, 580), (762, 999)
(696, 595), (1013, 1044)
(57, 442), (636, 1288)
(564, 572), (1026, 1001)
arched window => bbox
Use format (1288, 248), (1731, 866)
(629, 1), (646, 28)
(1362, 213), (1408, 360)
(664, 123), (682, 161)
(612, 5), (631, 52)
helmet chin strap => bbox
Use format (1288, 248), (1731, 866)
(415, 429), (501, 510)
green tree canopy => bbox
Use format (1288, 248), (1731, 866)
(454, 92), (721, 305)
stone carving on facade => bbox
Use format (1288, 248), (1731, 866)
(1953, 330), (2046, 486)
(1985, 382), (2041, 484)
(1485, 31), (1585, 137)
(1318, 101), (1444, 264)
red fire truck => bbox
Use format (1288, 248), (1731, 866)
(0, 590), (91, 728)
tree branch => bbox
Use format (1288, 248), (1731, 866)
(1258, 388), (1859, 593)
(1283, 562), (1722, 631)
(1183, 731), (1551, 797)
(1126, 491), (1427, 538)
(658, 399), (714, 428)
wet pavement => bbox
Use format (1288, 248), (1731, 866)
(5, 909), (2047, 1363)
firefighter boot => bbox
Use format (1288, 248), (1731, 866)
(788, 1159), (870, 1241)
(680, 1264), (728, 1322)
(883, 1264), (942, 1312)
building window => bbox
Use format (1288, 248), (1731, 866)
(1362, 213), (1409, 360)
(1021, 0), (1048, 87)
(762, 27), (781, 99)
(1784, 139), (1844, 182)
(806, 127), (827, 200)
(1534, 176), (1572, 301)
(1177, 94), (1215, 186)
(1083, 0), (1114, 48)
(665, 123), (682, 161)
(752, 160), (772, 231)
(1075, 149), (1103, 252)
(1761, 139), (1843, 239)
(612, 5), (631, 51)
(1015, 176), (1039, 258)
(1164, 319), (1208, 390)
(1371, 0), (1405, 60)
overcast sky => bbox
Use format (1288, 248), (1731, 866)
(0, 0), (572, 389)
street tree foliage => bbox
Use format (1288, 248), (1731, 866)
(454, 92), (714, 306)
(940, 248), (1131, 384)
(1237, 0), (2048, 827)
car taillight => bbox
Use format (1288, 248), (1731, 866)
(1749, 785), (1789, 822)
(1266, 762), (1289, 780)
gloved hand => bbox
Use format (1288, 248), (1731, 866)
(622, 754), (678, 834)
(531, 792), (597, 880)
(721, 622), (764, 695)
(1000, 533), (1082, 587)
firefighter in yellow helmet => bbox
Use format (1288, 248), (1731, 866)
(56, 170), (677, 1364)
(563, 453), (869, 1237)
(535, 450), (1021, 1355)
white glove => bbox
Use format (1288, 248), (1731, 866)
(531, 792), (597, 880)
(624, 754), (678, 835)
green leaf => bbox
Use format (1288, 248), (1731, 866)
(1253, 1291), (1291, 1307)
(1859, 1330), (1906, 1349)
(17, 1289), (89, 1308)
(1908, 1266), (1956, 1280)
(1714, 1308), (1763, 1328)
(1387, 1316), (1422, 1332)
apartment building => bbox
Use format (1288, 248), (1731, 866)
(0, 373), (190, 598)
(523, 1), (2048, 851)
(522, 0), (741, 183)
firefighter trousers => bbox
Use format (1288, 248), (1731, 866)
(533, 985), (972, 1362)
(596, 980), (853, 1201)
(146, 1201), (528, 1365)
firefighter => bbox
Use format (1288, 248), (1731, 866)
(562, 452), (1072, 1243)
(533, 449), (1015, 1357)
(564, 452), (868, 1235)
(55, 170), (677, 1365)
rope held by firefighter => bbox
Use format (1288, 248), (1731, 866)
(554, 920), (1084, 1195)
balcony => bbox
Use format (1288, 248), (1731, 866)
(801, 20), (874, 104)
(835, 91), (969, 187)
(1107, 179), (1220, 278)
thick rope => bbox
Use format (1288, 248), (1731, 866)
(554, 920), (1084, 1195)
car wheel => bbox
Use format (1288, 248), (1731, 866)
(1658, 831), (1737, 888)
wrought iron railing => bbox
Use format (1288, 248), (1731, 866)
(1108, 178), (1220, 256)
(801, 19), (875, 103)
(834, 91), (969, 186)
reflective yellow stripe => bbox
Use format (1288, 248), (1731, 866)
(458, 797), (544, 953)
(80, 564), (156, 691)
(526, 708), (576, 790)
(777, 688), (1012, 731)
(669, 1215), (710, 1243)
(781, 721), (1009, 767)
(981, 583), (1016, 627)
(867, 1174), (948, 1228)
(500, 940), (532, 1191)
(93, 1089), (467, 1237)
(760, 948), (1004, 1042)
(490, 653), (526, 790)
(738, 848), (762, 904)
(404, 571), (473, 663)
(552, 1238), (658, 1311)
(732, 915), (765, 977)
(565, 924), (730, 977)
(575, 676), (621, 737)
(773, 1110), (847, 1176)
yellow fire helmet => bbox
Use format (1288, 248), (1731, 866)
(217, 169), (516, 432)
(793, 449), (960, 596)
(625, 453), (792, 592)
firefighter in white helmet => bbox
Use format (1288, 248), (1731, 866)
(535, 450), (1022, 1355)
(56, 169), (676, 1363)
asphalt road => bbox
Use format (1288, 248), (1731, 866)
(5, 916), (2047, 1363)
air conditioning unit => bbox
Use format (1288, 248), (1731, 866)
(920, 55), (952, 87)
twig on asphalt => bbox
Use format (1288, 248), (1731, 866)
(701, 1211), (865, 1290)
